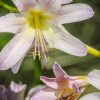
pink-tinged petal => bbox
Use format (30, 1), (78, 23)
(8, 81), (26, 100)
(88, 70), (100, 89)
(80, 92), (100, 100)
(26, 85), (46, 100)
(11, 55), (25, 74)
(40, 76), (68, 90)
(40, 76), (58, 89)
(0, 27), (35, 70)
(62, 0), (73, 4)
(53, 62), (67, 79)
(43, 25), (87, 56)
(56, 4), (94, 24)
(0, 13), (21, 34)
(31, 87), (57, 100)
(10, 81), (26, 93)
(39, 0), (62, 13)
(12, 0), (37, 12)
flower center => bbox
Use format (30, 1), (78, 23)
(57, 77), (81, 100)
(27, 10), (52, 29)
(27, 10), (52, 61)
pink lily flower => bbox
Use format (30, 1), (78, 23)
(27, 66), (100, 100)
(31, 62), (89, 100)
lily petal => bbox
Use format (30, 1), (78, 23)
(53, 62), (67, 79)
(0, 26), (35, 70)
(8, 81), (26, 100)
(39, 0), (62, 13)
(40, 76), (68, 90)
(40, 76), (58, 89)
(10, 81), (26, 93)
(62, 0), (73, 4)
(43, 25), (87, 56)
(31, 87), (57, 100)
(56, 4), (94, 24)
(0, 13), (21, 34)
(11, 55), (25, 74)
(88, 70), (100, 89)
(26, 85), (46, 100)
(80, 92), (100, 100)
(12, 0), (37, 12)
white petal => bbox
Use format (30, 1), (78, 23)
(31, 87), (57, 100)
(9, 81), (26, 100)
(26, 85), (46, 100)
(10, 81), (26, 93)
(39, 0), (62, 13)
(43, 25), (87, 56)
(62, 0), (73, 4)
(88, 70), (100, 90)
(0, 26), (35, 70)
(12, 0), (37, 12)
(11, 55), (25, 74)
(80, 92), (100, 100)
(0, 13), (22, 34)
(56, 4), (94, 24)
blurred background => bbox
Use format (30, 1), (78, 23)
(0, 0), (100, 97)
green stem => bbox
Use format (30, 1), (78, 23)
(33, 56), (42, 84)
(0, 1), (18, 12)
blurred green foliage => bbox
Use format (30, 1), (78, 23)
(0, 0), (100, 97)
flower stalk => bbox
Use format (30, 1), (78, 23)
(87, 45), (100, 58)
(0, 1), (18, 12)
(33, 56), (42, 84)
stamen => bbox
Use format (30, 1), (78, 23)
(58, 89), (65, 100)
(33, 12), (48, 62)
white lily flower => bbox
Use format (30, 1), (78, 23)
(0, 0), (94, 73)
